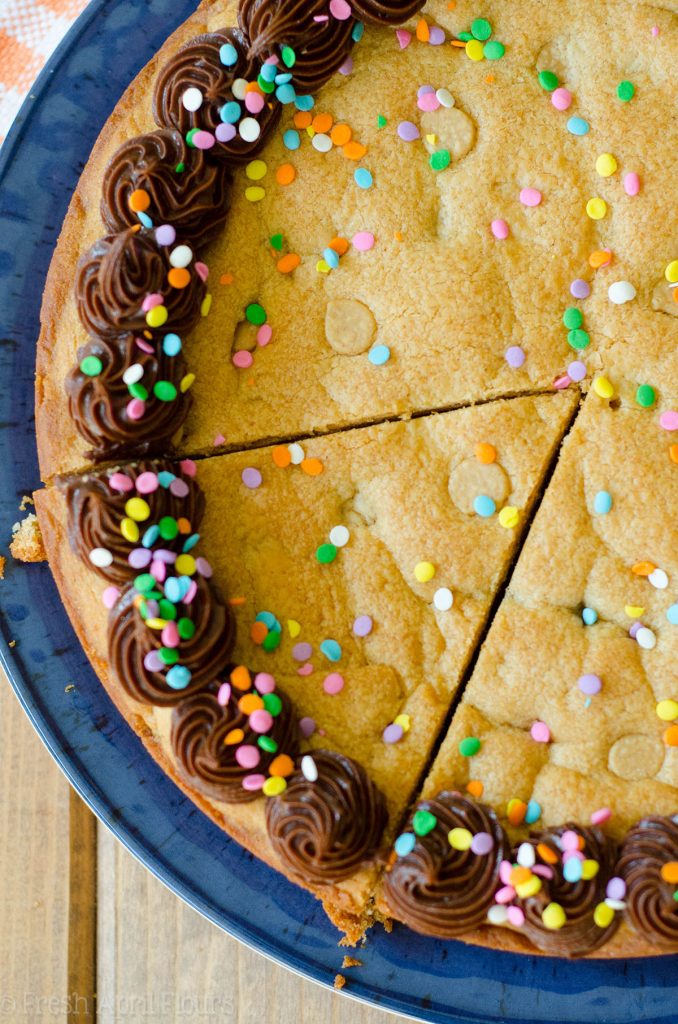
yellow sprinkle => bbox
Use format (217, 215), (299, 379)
(498, 506), (520, 529)
(656, 699), (678, 722)
(414, 561), (436, 583)
(175, 554), (197, 576)
(145, 305), (168, 328)
(516, 876), (542, 899)
(595, 153), (617, 177)
(394, 713), (411, 732)
(246, 159), (267, 181)
(542, 903), (566, 930)
(465, 38), (485, 61)
(448, 827), (473, 851)
(306, 126), (316, 138)
(586, 197), (607, 220)
(593, 902), (615, 928)
(263, 776), (287, 797)
(666, 261), (678, 284)
(124, 497), (150, 522)
(120, 517), (140, 543)
(592, 375), (614, 399)
(145, 618), (168, 631)
(425, 133), (437, 144)
(200, 294), (212, 317)
(581, 859), (600, 880)
(180, 373), (195, 393)
(287, 619), (301, 638)
(245, 186), (265, 203)
(316, 259), (331, 274)
(625, 605), (645, 618)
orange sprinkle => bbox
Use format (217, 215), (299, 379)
(330, 123), (352, 146)
(632, 561), (656, 576)
(224, 728), (245, 745)
(485, 74), (495, 83)
(168, 267), (191, 289)
(245, 80), (264, 95)
(294, 110), (313, 130)
(269, 754), (295, 778)
(509, 866), (532, 887)
(277, 253), (301, 274)
(451, 39), (467, 47)
(230, 665), (252, 691)
(448, 0), (456, 7)
(238, 693), (264, 715)
(661, 861), (678, 884)
(395, 231), (404, 242)
(129, 188), (150, 212)
(536, 843), (559, 865)
(312, 112), (333, 134)
(507, 798), (528, 826)
(664, 725), (678, 747)
(589, 250), (613, 269)
(343, 141), (367, 161)
(669, 444), (678, 464)
(385, 849), (398, 871)
(466, 779), (484, 798)
(176, 517), (191, 534)
(329, 236), (350, 256)
(416, 17), (430, 41)
(228, 596), (247, 606)
(301, 457), (324, 477)
(131, 224), (142, 233)
(250, 620), (269, 645)
(475, 442), (497, 464)
(276, 163), (296, 186)
(674, 288), (678, 305)
(272, 445), (292, 468)
(220, 273), (234, 285)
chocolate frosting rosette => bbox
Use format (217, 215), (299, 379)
(618, 816), (678, 950)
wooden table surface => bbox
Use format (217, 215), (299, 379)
(1, 668), (402, 1024)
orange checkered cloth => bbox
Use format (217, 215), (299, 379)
(0, 0), (91, 145)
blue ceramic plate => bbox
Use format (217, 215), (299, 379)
(0, 3), (676, 1020)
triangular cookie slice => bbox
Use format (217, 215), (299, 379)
(35, 390), (576, 939)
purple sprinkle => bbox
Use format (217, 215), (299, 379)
(153, 549), (176, 564)
(155, 224), (176, 247)
(383, 723), (404, 744)
(143, 651), (164, 673)
(299, 716), (316, 738)
(170, 478), (189, 498)
(338, 57), (353, 75)
(570, 278), (590, 299)
(144, 600), (159, 618)
(629, 620), (642, 639)
(578, 673), (602, 696)
(398, 120), (420, 142)
(216, 123), (237, 143)
(417, 84), (435, 98)
(128, 548), (152, 569)
(195, 556), (212, 578)
(568, 360), (587, 382)
(353, 614), (373, 637)
(606, 876), (626, 900)
(292, 642), (313, 662)
(471, 832), (494, 856)
(505, 345), (526, 368)
(428, 26), (446, 45)
(242, 467), (262, 489)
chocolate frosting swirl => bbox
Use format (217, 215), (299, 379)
(63, 460), (205, 584)
(350, 0), (424, 26)
(171, 681), (299, 803)
(101, 130), (233, 249)
(265, 749), (387, 884)
(108, 577), (235, 707)
(75, 229), (205, 340)
(152, 29), (280, 163)
(512, 825), (619, 956)
(383, 792), (509, 937)
(618, 816), (678, 950)
(66, 334), (189, 462)
(238, 0), (355, 94)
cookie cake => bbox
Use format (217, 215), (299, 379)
(32, 0), (678, 958)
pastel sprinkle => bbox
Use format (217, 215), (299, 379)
(398, 121), (420, 142)
(520, 188), (542, 207)
(505, 345), (525, 368)
(567, 116), (589, 136)
(624, 172), (640, 196)
(586, 197), (607, 220)
(354, 168), (373, 189)
(320, 639), (342, 662)
(531, 721), (551, 743)
(617, 80), (635, 102)
(473, 495), (496, 517)
(353, 231), (375, 251)
(551, 87), (572, 110)
(578, 673), (602, 696)
(491, 219), (509, 239)
(323, 672), (345, 695)
(353, 615), (373, 636)
(414, 561), (436, 583)
(593, 490), (613, 514)
(368, 344), (391, 366)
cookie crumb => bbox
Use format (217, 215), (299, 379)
(333, 974), (346, 990)
(0, 556), (5, 579)
(10, 515), (46, 562)
(383, 918), (393, 933)
(341, 956), (362, 969)
(19, 495), (34, 512)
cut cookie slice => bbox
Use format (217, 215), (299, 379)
(381, 391), (678, 955)
(36, 0), (678, 479)
(35, 390), (576, 939)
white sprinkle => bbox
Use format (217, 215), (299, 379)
(636, 626), (657, 650)
(648, 568), (669, 590)
(288, 442), (305, 465)
(436, 88), (455, 108)
(516, 842), (536, 868)
(605, 898), (626, 911)
(89, 547), (113, 568)
(239, 117), (261, 143)
(311, 133), (333, 153)
(487, 904), (509, 925)
(433, 587), (454, 611)
(122, 363), (144, 385)
(169, 244), (193, 269)
(301, 755), (318, 782)
(182, 87), (203, 112)
(608, 280), (636, 305)
(232, 77), (248, 100)
(329, 525), (350, 548)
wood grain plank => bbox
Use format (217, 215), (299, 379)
(67, 791), (97, 1022)
(0, 668), (71, 1024)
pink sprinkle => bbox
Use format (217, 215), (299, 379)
(236, 744), (260, 769)
(591, 807), (612, 825)
(499, 860), (513, 885)
(418, 92), (440, 112)
(183, 580), (198, 604)
(532, 864), (554, 879)
(297, 663), (314, 676)
(519, 187), (542, 207)
(142, 292), (164, 312)
(257, 323), (272, 347)
(495, 885), (516, 904)
(561, 829), (580, 851)
(353, 231), (375, 251)
(553, 374), (571, 390)
(150, 559), (166, 583)
(242, 773), (266, 791)
(193, 130), (216, 150)
(245, 92), (265, 114)
(217, 682), (231, 706)
(323, 672), (345, 695)
(396, 29), (411, 49)
(233, 350), (253, 369)
(135, 471), (159, 494)
(299, 716), (316, 737)
(623, 172), (640, 197)
(241, 467), (262, 489)
(551, 87), (572, 111)
(109, 472), (133, 492)
(254, 672), (276, 694)
(563, 848), (585, 863)
(102, 586), (121, 609)
(491, 218), (509, 239)
(339, 58), (353, 76)
(135, 336), (154, 354)
(651, 24), (659, 36)
(507, 905), (525, 928)
(179, 459), (197, 477)
(249, 709), (274, 733)
(213, 434), (225, 446)
(161, 621), (179, 648)
(329, 0), (351, 19)
(195, 261), (209, 282)
(195, 557), (212, 578)
(660, 411), (678, 431)
(169, 478), (189, 498)
(530, 721), (551, 743)
(127, 398), (145, 420)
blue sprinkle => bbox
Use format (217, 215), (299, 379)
(138, 211), (153, 229)
(354, 167), (373, 189)
(582, 606), (598, 625)
(567, 116), (590, 136)
(394, 833), (416, 857)
(283, 129), (300, 151)
(323, 247), (340, 269)
(352, 22), (365, 42)
(182, 533), (200, 553)
(320, 639), (342, 662)
(473, 494), (496, 518)
(142, 525), (160, 549)
(166, 665), (192, 690)
(259, 63), (277, 82)
(220, 43), (238, 66)
(593, 490), (613, 515)
(294, 94), (315, 112)
(667, 603), (678, 625)
(563, 857), (583, 883)
(220, 101), (241, 124)
(256, 610), (279, 631)
(163, 332), (182, 357)
(368, 344), (391, 366)
(276, 83), (296, 105)
(164, 577), (183, 604)
(157, 471), (176, 489)
(275, 72), (293, 85)
(525, 800), (542, 825)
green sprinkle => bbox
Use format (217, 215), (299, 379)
(636, 384), (656, 408)
(538, 69), (559, 91)
(158, 599), (177, 621)
(158, 647), (179, 666)
(258, 735), (278, 753)
(412, 809), (437, 837)
(270, 233), (284, 251)
(134, 573), (156, 594)
(281, 45), (296, 68)
(567, 328), (590, 350)
(430, 149), (451, 172)
(246, 302), (267, 325)
(153, 381), (178, 402)
(459, 736), (481, 757)
(483, 40), (505, 60)
(471, 17), (492, 41)
(186, 128), (199, 148)
(80, 355), (102, 377)
(458, 31), (473, 41)
(158, 516), (179, 541)
(263, 692), (282, 717)
(563, 307), (583, 330)
(316, 543), (338, 564)
(262, 629), (281, 652)
(128, 382), (148, 401)
(617, 80), (635, 102)
(673, 890), (678, 902)
(257, 75), (276, 94)
(377, 114), (387, 129)
(177, 617), (195, 640)
(175, 162), (185, 174)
